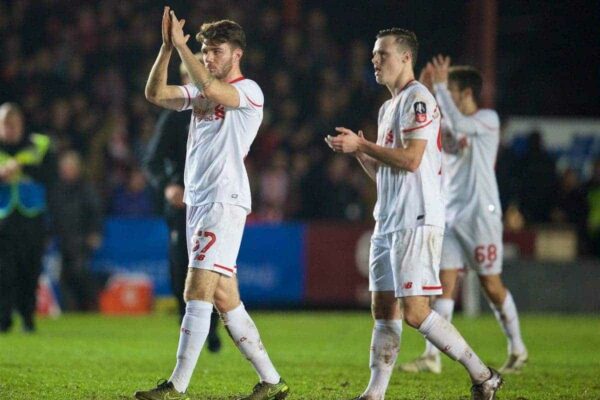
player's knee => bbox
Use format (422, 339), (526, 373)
(371, 302), (397, 320)
(183, 287), (209, 303)
(403, 309), (426, 328)
(480, 276), (506, 303)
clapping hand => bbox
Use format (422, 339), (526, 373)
(169, 10), (190, 49)
(325, 127), (365, 154)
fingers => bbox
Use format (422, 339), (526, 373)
(358, 130), (364, 138)
(179, 19), (186, 28)
(335, 127), (355, 135)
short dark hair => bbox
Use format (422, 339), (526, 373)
(448, 66), (483, 104)
(376, 28), (419, 67)
(196, 20), (246, 50)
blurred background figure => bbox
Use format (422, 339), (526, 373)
(109, 167), (153, 217)
(49, 150), (103, 311)
(517, 130), (559, 224)
(0, 102), (56, 332)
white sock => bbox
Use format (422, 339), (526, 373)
(363, 320), (402, 400)
(418, 311), (490, 384)
(424, 298), (455, 357)
(169, 300), (213, 393)
(222, 303), (280, 384)
(489, 291), (526, 355)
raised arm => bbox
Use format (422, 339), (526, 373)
(169, 11), (241, 108)
(430, 55), (479, 136)
(145, 7), (187, 110)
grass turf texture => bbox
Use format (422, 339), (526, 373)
(1, 313), (599, 399)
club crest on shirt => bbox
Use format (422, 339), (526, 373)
(414, 101), (427, 123)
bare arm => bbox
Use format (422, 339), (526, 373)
(145, 7), (186, 110)
(329, 128), (427, 173)
(431, 55), (480, 136)
(357, 137), (427, 172)
(170, 11), (241, 108)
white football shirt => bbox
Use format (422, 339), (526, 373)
(178, 77), (263, 213)
(434, 82), (502, 225)
(373, 80), (444, 234)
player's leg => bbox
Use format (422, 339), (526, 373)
(479, 273), (528, 373)
(354, 234), (402, 400)
(134, 268), (218, 400)
(400, 226), (463, 373)
(395, 226), (502, 398)
(135, 204), (234, 400)
(172, 212), (221, 352)
(468, 216), (527, 373)
(399, 269), (459, 373)
(215, 275), (289, 400)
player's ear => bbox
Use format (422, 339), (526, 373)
(233, 48), (243, 63)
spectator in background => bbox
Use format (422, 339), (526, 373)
(518, 130), (559, 224)
(551, 168), (589, 255)
(49, 150), (103, 311)
(110, 167), (154, 217)
(0, 102), (57, 332)
(584, 158), (600, 257)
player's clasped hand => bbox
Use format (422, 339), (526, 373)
(169, 10), (190, 48)
(324, 127), (365, 154)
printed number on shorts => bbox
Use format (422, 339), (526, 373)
(474, 244), (497, 264)
(193, 231), (217, 261)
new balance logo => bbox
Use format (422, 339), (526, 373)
(385, 130), (394, 145)
(403, 282), (413, 289)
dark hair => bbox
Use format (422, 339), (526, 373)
(376, 28), (419, 67)
(449, 66), (483, 105)
(196, 20), (246, 50)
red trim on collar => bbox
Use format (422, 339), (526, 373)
(228, 76), (245, 84)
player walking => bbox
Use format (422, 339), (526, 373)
(326, 29), (502, 400)
(399, 56), (527, 375)
(134, 7), (288, 400)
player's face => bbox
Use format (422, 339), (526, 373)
(202, 42), (241, 80)
(0, 112), (24, 144)
(372, 36), (410, 85)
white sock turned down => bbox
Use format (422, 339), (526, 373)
(222, 303), (280, 384)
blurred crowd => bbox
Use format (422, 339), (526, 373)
(1, 0), (598, 256)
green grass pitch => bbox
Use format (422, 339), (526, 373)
(1, 312), (599, 399)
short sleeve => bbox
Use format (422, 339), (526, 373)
(233, 80), (264, 110)
(177, 84), (200, 111)
(400, 88), (438, 140)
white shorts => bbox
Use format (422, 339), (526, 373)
(186, 202), (246, 277)
(369, 225), (444, 297)
(441, 216), (503, 275)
